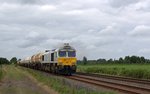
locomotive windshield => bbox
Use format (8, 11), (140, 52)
(68, 51), (76, 57)
(59, 51), (66, 57)
(59, 50), (76, 57)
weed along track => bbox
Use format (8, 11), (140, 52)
(65, 73), (150, 94)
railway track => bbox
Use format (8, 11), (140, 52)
(66, 73), (150, 94)
(76, 72), (150, 85)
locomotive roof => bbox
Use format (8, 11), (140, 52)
(59, 43), (75, 51)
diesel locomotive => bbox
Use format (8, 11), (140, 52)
(19, 43), (77, 75)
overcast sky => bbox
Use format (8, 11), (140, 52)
(0, 0), (150, 60)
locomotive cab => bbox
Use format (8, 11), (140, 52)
(58, 50), (76, 65)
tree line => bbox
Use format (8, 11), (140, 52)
(78, 55), (150, 65)
(1, 55), (150, 65)
(0, 57), (17, 65)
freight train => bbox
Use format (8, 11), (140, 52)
(18, 43), (77, 75)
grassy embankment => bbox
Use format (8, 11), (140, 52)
(0, 65), (3, 80)
(22, 67), (115, 94)
(77, 64), (150, 79)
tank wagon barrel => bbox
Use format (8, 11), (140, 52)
(31, 53), (44, 63)
(19, 43), (77, 75)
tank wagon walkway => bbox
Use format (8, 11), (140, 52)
(0, 65), (58, 94)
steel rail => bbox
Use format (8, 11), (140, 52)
(76, 72), (150, 85)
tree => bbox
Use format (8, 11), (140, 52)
(124, 56), (130, 63)
(10, 57), (17, 64)
(140, 56), (145, 63)
(0, 57), (10, 64)
(107, 58), (113, 63)
(97, 58), (106, 63)
(83, 56), (87, 65)
(119, 57), (124, 63)
(18, 59), (21, 62)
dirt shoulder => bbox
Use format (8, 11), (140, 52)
(0, 65), (58, 94)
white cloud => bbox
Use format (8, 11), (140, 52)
(39, 5), (57, 11)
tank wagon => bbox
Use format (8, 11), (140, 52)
(19, 43), (77, 75)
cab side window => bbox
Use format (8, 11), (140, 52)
(42, 55), (44, 61)
(51, 53), (54, 61)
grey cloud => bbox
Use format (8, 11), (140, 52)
(18, 31), (49, 48)
(137, 48), (150, 57)
(0, 0), (150, 60)
(109, 0), (140, 8)
(0, 0), (56, 5)
(128, 25), (150, 37)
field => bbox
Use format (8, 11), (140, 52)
(77, 64), (150, 79)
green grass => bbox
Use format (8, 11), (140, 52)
(0, 65), (3, 80)
(0, 69), (2, 80)
(3, 65), (26, 80)
(22, 67), (115, 94)
(77, 64), (150, 79)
